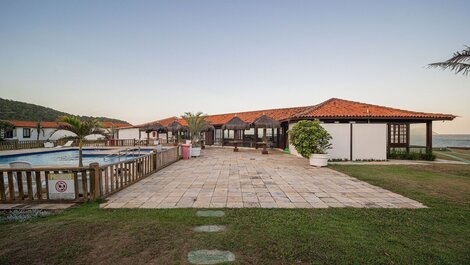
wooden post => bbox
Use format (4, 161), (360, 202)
(254, 127), (258, 149)
(234, 129), (239, 152)
(406, 123), (410, 153)
(426, 121), (432, 152)
(89, 163), (101, 200)
(222, 129), (225, 147)
(262, 128), (268, 154)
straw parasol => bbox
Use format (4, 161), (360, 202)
(222, 116), (249, 152)
(167, 121), (188, 145)
(252, 115), (280, 154)
(221, 116), (249, 130)
(139, 122), (166, 133)
(252, 115), (280, 129)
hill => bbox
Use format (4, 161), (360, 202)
(0, 98), (130, 125)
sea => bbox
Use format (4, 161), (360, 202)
(433, 135), (470, 148)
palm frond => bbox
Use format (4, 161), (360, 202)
(428, 46), (470, 76)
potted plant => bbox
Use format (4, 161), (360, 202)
(289, 120), (332, 167)
(182, 112), (209, 157)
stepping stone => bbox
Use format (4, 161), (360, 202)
(193, 225), (226, 233)
(188, 250), (235, 264)
(196, 210), (225, 217)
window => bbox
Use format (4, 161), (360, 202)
(389, 124), (408, 146)
(23, 128), (31, 138)
(4, 129), (14, 138)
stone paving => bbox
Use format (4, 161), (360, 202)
(101, 147), (425, 209)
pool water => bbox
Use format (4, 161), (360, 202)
(0, 149), (147, 167)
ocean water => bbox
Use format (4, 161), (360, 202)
(433, 135), (470, 148)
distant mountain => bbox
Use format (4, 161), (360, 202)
(0, 98), (131, 125)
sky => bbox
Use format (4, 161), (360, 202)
(0, 0), (469, 133)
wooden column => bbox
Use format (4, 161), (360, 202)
(166, 132), (169, 143)
(254, 127), (258, 149)
(426, 121), (432, 152)
(406, 124), (410, 153)
(276, 128), (280, 148)
(234, 129), (239, 152)
(262, 128), (268, 154)
(221, 129), (224, 146)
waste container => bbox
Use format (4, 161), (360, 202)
(182, 144), (190, 160)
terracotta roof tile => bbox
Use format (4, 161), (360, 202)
(126, 98), (456, 129)
(294, 98), (456, 120)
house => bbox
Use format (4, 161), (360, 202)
(117, 98), (455, 160)
(2, 121), (130, 141)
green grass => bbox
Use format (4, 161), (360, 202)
(434, 148), (470, 163)
(1, 164), (470, 264)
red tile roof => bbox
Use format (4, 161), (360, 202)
(8, 120), (130, 128)
(293, 98), (456, 120)
(126, 98), (456, 129)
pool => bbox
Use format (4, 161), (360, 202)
(0, 149), (148, 167)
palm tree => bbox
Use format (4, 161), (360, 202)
(52, 116), (107, 167)
(181, 112), (208, 147)
(428, 46), (470, 76)
(34, 121), (45, 141)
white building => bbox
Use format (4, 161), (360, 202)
(2, 120), (130, 141)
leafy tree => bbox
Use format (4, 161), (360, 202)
(429, 46), (470, 76)
(181, 112), (209, 147)
(289, 120), (332, 158)
(52, 116), (107, 167)
(0, 120), (15, 140)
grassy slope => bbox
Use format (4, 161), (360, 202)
(0, 97), (129, 124)
(0, 164), (469, 265)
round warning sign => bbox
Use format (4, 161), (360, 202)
(55, 181), (67, 193)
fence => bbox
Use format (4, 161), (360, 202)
(0, 146), (181, 203)
(0, 139), (154, 150)
(0, 139), (68, 150)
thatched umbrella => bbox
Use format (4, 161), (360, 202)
(253, 115), (280, 154)
(167, 121), (188, 145)
(200, 124), (215, 149)
(222, 116), (249, 152)
(139, 123), (165, 145)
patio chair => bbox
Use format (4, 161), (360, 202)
(55, 140), (74, 148)
(44, 142), (54, 148)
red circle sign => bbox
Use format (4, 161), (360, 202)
(55, 181), (67, 193)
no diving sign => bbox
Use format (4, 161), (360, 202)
(48, 173), (75, 200)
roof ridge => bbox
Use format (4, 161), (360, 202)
(329, 98), (456, 117)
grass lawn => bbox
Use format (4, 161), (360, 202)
(434, 148), (470, 163)
(1, 164), (469, 265)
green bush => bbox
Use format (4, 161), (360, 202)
(387, 149), (436, 161)
(289, 120), (332, 158)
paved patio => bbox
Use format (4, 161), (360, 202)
(101, 147), (425, 209)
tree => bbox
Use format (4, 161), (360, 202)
(428, 46), (470, 76)
(34, 121), (45, 141)
(52, 116), (107, 167)
(181, 112), (209, 147)
(289, 120), (332, 158)
(0, 120), (15, 140)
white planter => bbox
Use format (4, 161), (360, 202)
(191, 147), (201, 157)
(309, 154), (329, 167)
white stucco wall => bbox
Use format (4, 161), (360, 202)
(7, 127), (76, 141)
(288, 122), (387, 161)
(352, 124), (387, 160)
(320, 123), (351, 160)
(117, 128), (140, 140)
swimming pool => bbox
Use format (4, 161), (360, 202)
(0, 149), (148, 166)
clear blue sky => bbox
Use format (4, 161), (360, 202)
(1, 0), (469, 133)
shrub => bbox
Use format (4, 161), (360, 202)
(289, 120), (332, 158)
(0, 209), (51, 223)
(387, 149), (436, 161)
